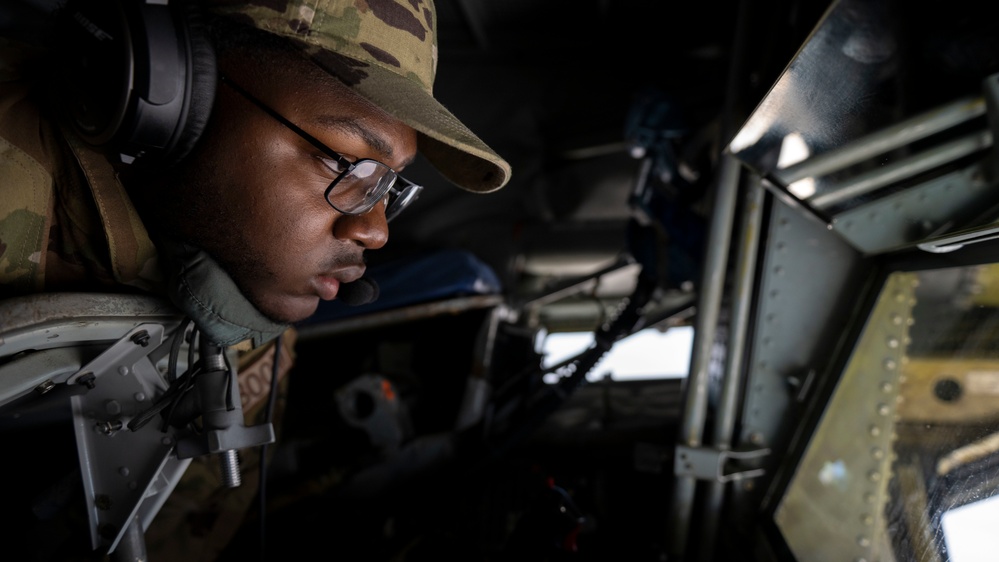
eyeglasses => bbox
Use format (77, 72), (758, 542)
(219, 75), (422, 222)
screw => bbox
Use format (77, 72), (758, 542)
(98, 523), (118, 540)
(130, 330), (151, 347)
(97, 420), (123, 435)
(95, 494), (113, 511)
(76, 373), (96, 389)
(34, 380), (56, 395)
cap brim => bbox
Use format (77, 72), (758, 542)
(301, 47), (511, 193)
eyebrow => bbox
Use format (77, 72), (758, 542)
(310, 115), (415, 168)
(220, 74), (416, 170)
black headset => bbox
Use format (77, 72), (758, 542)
(52, 0), (216, 166)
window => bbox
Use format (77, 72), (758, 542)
(942, 495), (999, 562)
(539, 326), (693, 383)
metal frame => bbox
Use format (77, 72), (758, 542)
(671, 48), (999, 562)
(0, 293), (274, 559)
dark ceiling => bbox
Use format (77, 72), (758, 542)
(383, 0), (834, 313)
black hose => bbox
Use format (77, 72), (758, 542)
(487, 273), (657, 458)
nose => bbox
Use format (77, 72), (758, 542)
(333, 201), (389, 249)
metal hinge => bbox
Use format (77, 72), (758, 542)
(674, 445), (771, 482)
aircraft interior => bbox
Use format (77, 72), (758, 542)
(3, 0), (999, 561)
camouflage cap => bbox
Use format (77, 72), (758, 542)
(203, 0), (510, 193)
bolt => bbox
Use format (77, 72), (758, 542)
(219, 450), (242, 488)
(34, 380), (56, 395)
(130, 330), (151, 347)
(95, 494), (113, 511)
(97, 420), (123, 435)
(76, 373), (96, 389)
(98, 524), (118, 540)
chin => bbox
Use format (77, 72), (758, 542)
(255, 294), (321, 325)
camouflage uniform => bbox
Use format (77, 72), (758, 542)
(0, 38), (294, 562)
(0, 41), (162, 298)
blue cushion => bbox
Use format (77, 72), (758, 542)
(298, 249), (502, 325)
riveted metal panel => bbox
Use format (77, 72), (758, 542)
(831, 164), (998, 255)
(739, 200), (865, 451)
(773, 273), (914, 562)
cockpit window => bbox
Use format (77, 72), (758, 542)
(540, 326), (693, 383)
(776, 265), (999, 561)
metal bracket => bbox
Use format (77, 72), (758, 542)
(674, 445), (771, 483)
(0, 294), (192, 558)
(69, 323), (192, 554)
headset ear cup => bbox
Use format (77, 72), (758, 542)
(53, 0), (216, 165)
(52, 0), (132, 150)
(165, 1), (216, 165)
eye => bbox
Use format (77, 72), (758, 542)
(318, 155), (348, 175)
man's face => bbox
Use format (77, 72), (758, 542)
(159, 52), (418, 323)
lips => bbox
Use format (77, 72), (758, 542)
(313, 264), (365, 301)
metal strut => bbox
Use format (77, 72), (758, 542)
(673, 445), (771, 483)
